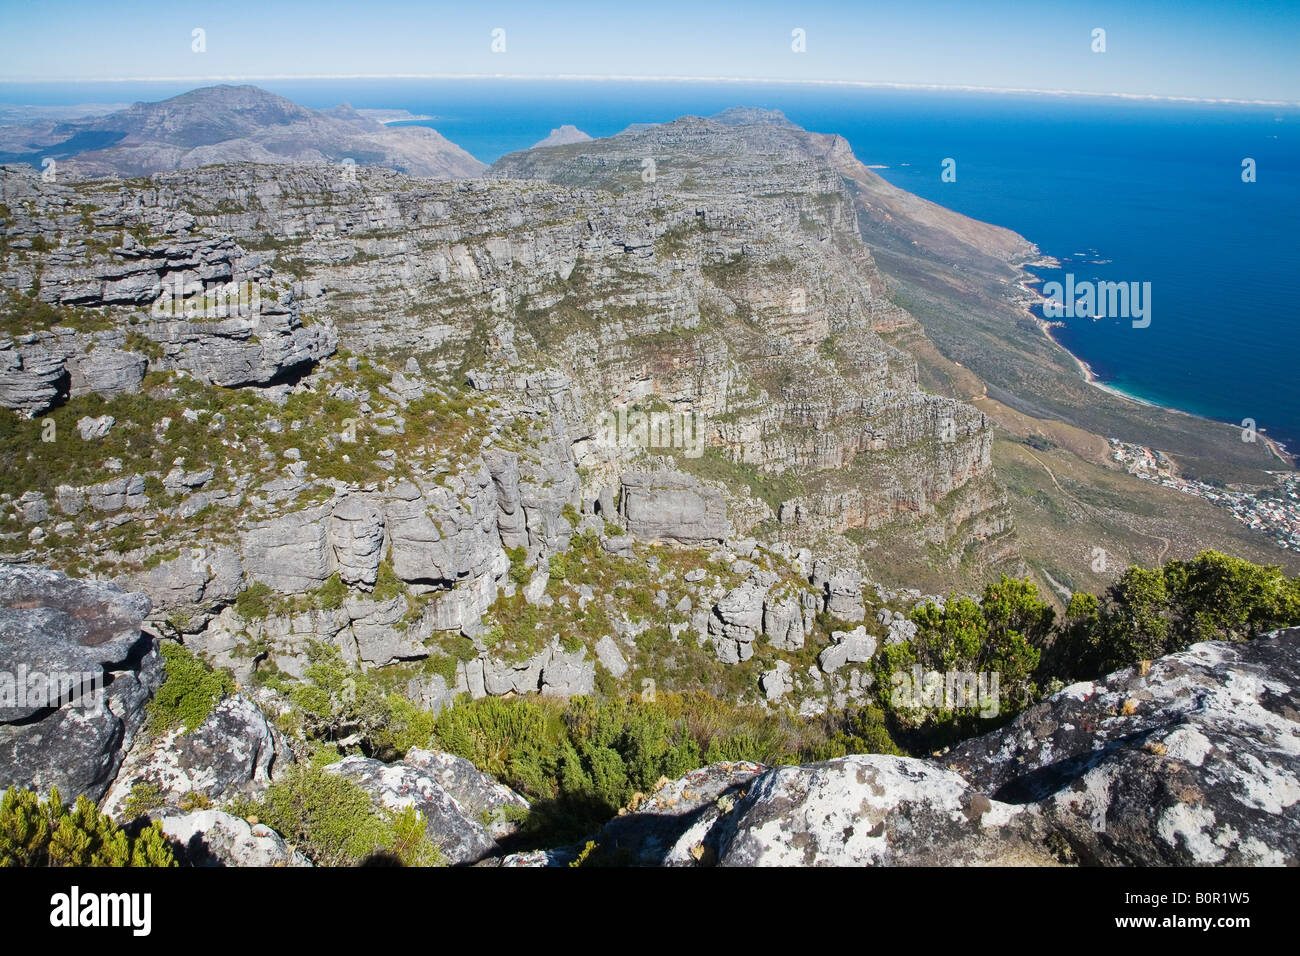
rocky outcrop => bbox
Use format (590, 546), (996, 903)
(101, 692), (289, 820)
(548, 630), (1300, 866)
(0, 339), (66, 415)
(240, 503), (337, 594)
(620, 471), (728, 546)
(160, 810), (311, 867)
(0, 564), (160, 802)
(946, 628), (1300, 866)
(327, 749), (529, 865)
(710, 755), (1054, 866)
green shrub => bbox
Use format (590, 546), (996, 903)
(148, 642), (236, 734)
(235, 581), (276, 620)
(246, 764), (442, 866)
(0, 787), (176, 867)
(1041, 550), (1300, 683)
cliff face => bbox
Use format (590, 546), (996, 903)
(0, 101), (1027, 715)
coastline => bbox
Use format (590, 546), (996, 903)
(1015, 264), (1296, 469)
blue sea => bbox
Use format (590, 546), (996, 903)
(4, 78), (1298, 450)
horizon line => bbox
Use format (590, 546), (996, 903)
(0, 72), (1295, 108)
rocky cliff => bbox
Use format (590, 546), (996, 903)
(4, 565), (1295, 867)
(0, 100), (1028, 719)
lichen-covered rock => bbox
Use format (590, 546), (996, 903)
(0, 564), (160, 802)
(401, 748), (530, 841)
(946, 628), (1300, 866)
(101, 692), (288, 819)
(159, 810), (311, 867)
(713, 755), (1054, 867)
(327, 753), (501, 865)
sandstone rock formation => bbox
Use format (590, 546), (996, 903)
(0, 564), (160, 802)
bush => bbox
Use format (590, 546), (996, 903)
(284, 641), (433, 761)
(1041, 550), (1300, 683)
(432, 691), (901, 845)
(0, 787), (176, 867)
(148, 642), (236, 734)
(876, 575), (1047, 730)
(247, 764), (443, 867)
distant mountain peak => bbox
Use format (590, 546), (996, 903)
(709, 107), (797, 128)
(0, 84), (485, 180)
(531, 125), (594, 149)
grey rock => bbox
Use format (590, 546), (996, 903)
(714, 755), (1053, 866)
(595, 634), (629, 678)
(946, 629), (1300, 866)
(0, 565), (159, 802)
(68, 348), (147, 399)
(763, 593), (805, 650)
(86, 473), (148, 511)
(0, 340), (65, 415)
(329, 494), (385, 589)
(240, 503), (335, 593)
(817, 626), (877, 673)
(102, 692), (286, 819)
(403, 748), (530, 840)
(76, 414), (115, 439)
(619, 471), (728, 545)
(761, 660), (793, 702)
(327, 754), (498, 865)
(160, 810), (311, 867)
(541, 640), (595, 697)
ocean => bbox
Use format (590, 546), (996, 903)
(3, 78), (1298, 449)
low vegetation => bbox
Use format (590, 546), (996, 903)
(0, 787), (176, 867)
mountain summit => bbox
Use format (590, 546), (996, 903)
(0, 85), (485, 179)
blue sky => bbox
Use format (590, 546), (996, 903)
(1, 0), (1297, 102)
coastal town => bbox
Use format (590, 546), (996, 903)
(1109, 439), (1300, 554)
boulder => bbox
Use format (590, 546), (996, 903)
(160, 810), (311, 867)
(102, 693), (288, 819)
(326, 754), (499, 864)
(402, 748), (530, 841)
(713, 755), (1054, 866)
(595, 635), (629, 678)
(0, 565), (160, 802)
(619, 471), (728, 545)
(817, 626), (877, 673)
(946, 628), (1300, 866)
